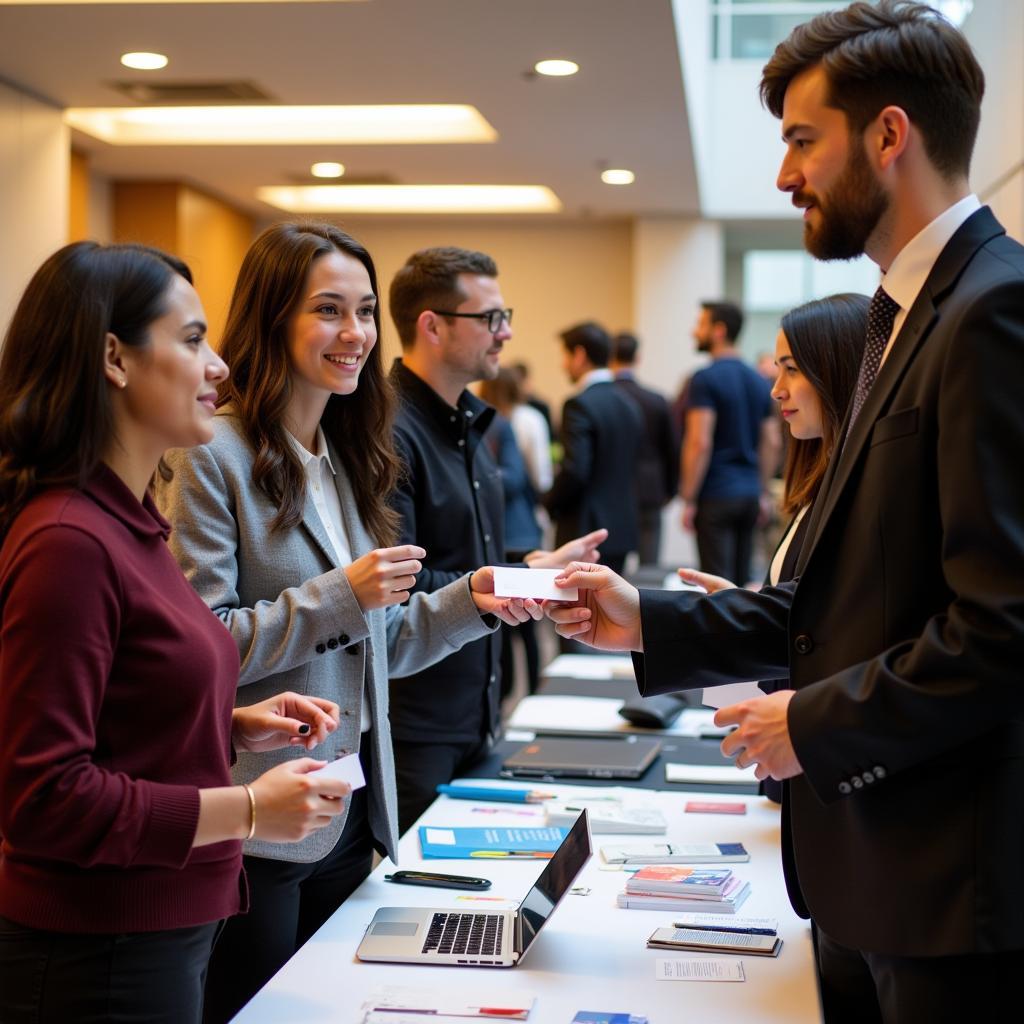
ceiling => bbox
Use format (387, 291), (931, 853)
(0, 0), (701, 221)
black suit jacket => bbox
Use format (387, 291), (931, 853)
(635, 207), (1024, 956)
(543, 380), (643, 558)
(614, 373), (679, 509)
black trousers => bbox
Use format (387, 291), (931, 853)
(393, 736), (490, 834)
(202, 746), (375, 1024)
(0, 913), (218, 1024)
(816, 926), (1024, 1023)
(499, 619), (540, 700)
(694, 495), (760, 584)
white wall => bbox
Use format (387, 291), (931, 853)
(965, 1), (1024, 241)
(0, 79), (68, 334)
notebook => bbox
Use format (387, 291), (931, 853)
(356, 809), (592, 967)
(500, 736), (662, 780)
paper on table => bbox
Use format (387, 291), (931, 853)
(507, 694), (718, 738)
(664, 761), (759, 785)
(702, 682), (763, 709)
(311, 751), (366, 790)
(655, 958), (745, 982)
(542, 653), (636, 680)
(362, 985), (534, 1019)
(492, 566), (578, 601)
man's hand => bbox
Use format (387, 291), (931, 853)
(716, 690), (803, 781)
(544, 562), (642, 651)
(525, 528), (608, 569)
(469, 567), (543, 626)
(681, 501), (697, 532)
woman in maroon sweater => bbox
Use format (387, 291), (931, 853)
(0, 242), (352, 1024)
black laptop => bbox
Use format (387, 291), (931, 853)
(500, 735), (662, 780)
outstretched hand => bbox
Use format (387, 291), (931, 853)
(677, 566), (737, 594)
(525, 528), (608, 569)
(469, 566), (544, 626)
(544, 561), (643, 651)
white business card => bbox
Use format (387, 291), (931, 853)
(702, 681), (763, 709)
(492, 567), (578, 601)
(655, 958), (746, 982)
(312, 751), (366, 790)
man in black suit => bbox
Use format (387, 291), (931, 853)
(543, 322), (643, 575)
(547, 3), (1024, 1020)
(610, 332), (679, 566)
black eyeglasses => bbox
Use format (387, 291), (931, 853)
(433, 308), (513, 334)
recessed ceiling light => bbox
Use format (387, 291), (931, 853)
(63, 105), (497, 145)
(534, 59), (579, 77)
(601, 168), (635, 186)
(257, 184), (562, 215)
(311, 161), (345, 178)
(120, 52), (168, 71)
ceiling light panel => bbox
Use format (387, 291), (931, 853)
(534, 59), (579, 77)
(257, 185), (562, 215)
(120, 52), (168, 71)
(63, 105), (497, 145)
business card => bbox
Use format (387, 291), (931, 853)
(685, 801), (747, 815)
(492, 567), (578, 601)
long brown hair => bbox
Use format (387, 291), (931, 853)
(779, 292), (868, 515)
(217, 222), (400, 542)
(0, 241), (191, 540)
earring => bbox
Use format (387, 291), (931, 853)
(119, 377), (127, 389)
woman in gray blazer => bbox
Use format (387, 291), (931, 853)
(158, 223), (538, 1023)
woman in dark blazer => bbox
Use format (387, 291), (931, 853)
(679, 293), (869, 800)
(158, 223), (539, 1023)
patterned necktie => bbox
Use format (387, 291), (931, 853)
(846, 285), (900, 439)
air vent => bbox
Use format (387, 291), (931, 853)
(107, 80), (273, 104)
(286, 171), (399, 186)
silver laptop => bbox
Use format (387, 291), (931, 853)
(356, 809), (591, 967)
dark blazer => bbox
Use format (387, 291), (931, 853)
(543, 380), (644, 558)
(634, 207), (1024, 957)
(614, 372), (679, 509)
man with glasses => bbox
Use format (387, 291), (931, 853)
(386, 247), (606, 831)
(544, 321), (644, 577)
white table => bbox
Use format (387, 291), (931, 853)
(234, 782), (821, 1023)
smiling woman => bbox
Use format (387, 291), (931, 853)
(156, 222), (541, 1023)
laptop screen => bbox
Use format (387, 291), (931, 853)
(517, 809), (592, 955)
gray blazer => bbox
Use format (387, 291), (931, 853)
(157, 412), (495, 863)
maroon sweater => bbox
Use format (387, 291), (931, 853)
(0, 465), (243, 932)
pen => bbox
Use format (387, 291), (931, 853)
(436, 784), (555, 804)
(468, 850), (555, 859)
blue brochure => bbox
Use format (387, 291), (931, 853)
(418, 824), (569, 859)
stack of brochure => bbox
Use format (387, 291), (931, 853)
(546, 800), (667, 835)
(616, 865), (750, 913)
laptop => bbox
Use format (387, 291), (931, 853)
(356, 809), (592, 967)
(500, 735), (662, 780)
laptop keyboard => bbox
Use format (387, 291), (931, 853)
(421, 912), (504, 956)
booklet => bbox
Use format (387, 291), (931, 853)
(601, 842), (748, 864)
(647, 926), (782, 957)
(547, 802), (667, 835)
(419, 825), (568, 859)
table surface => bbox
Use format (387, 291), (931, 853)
(233, 781), (821, 1024)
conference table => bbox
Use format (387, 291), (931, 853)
(234, 650), (820, 1022)
(235, 779), (820, 1021)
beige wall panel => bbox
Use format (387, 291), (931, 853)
(112, 181), (181, 254)
(179, 187), (254, 348)
(68, 149), (90, 243)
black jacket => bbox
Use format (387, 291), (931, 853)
(614, 372), (679, 509)
(543, 380), (643, 558)
(388, 360), (504, 743)
(634, 208), (1024, 956)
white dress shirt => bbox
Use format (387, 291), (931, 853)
(880, 193), (981, 365)
(286, 427), (371, 733)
